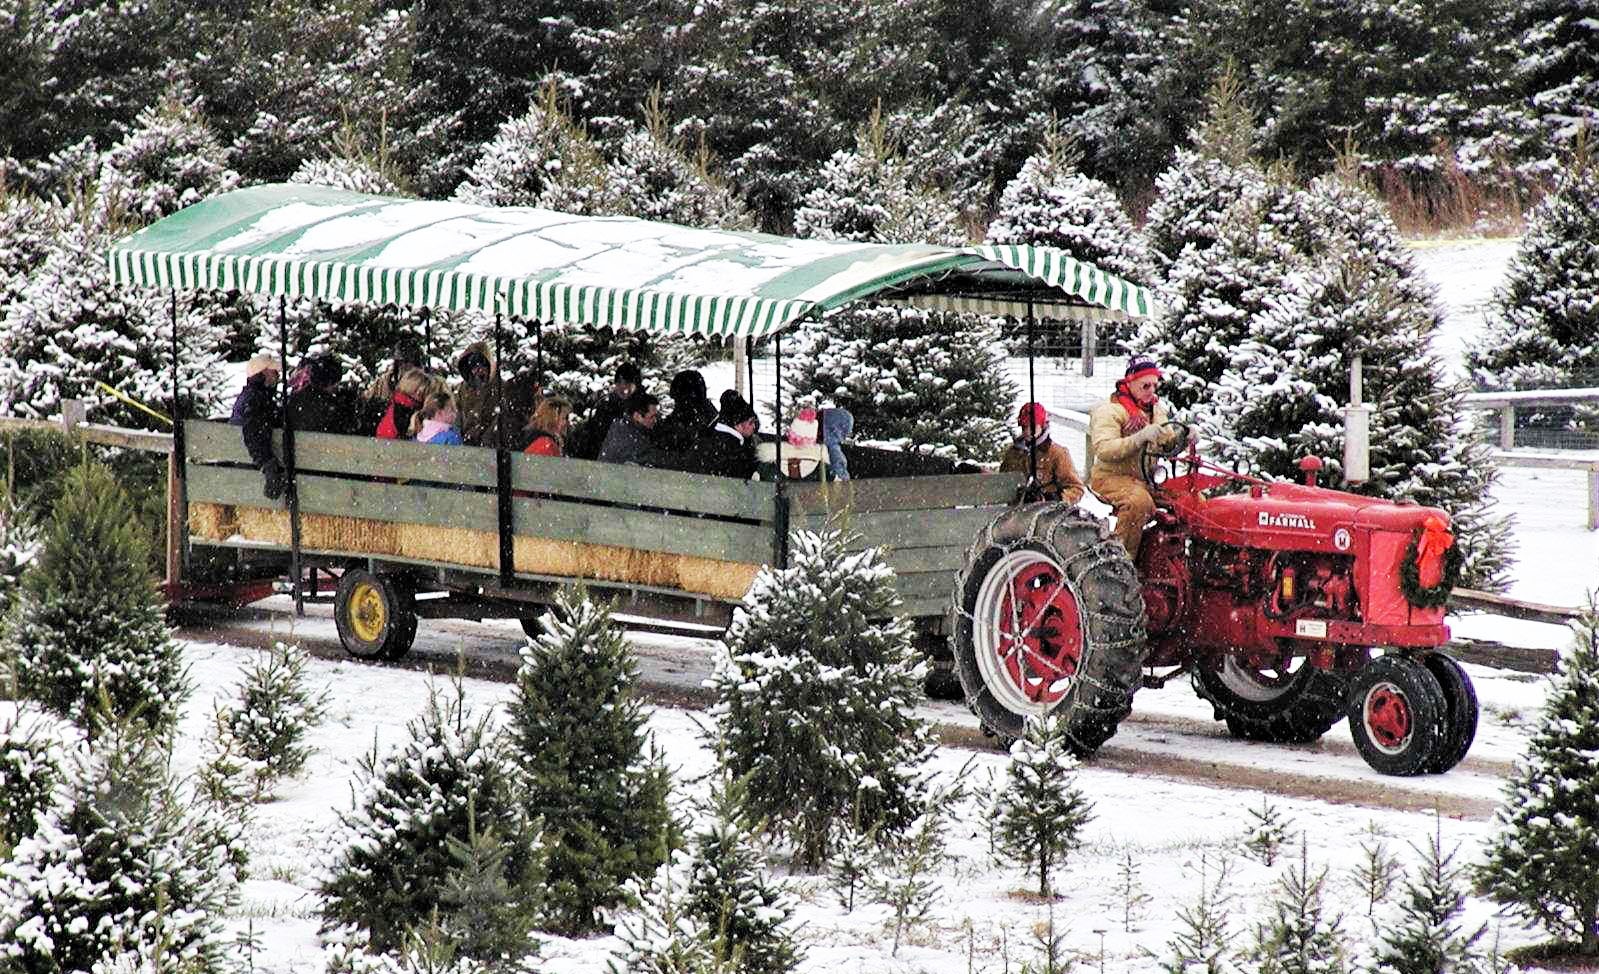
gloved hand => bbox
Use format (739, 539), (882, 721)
(262, 459), (287, 501)
(1131, 423), (1163, 447)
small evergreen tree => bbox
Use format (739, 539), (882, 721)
(453, 82), (621, 215)
(707, 528), (935, 868)
(869, 784), (961, 957)
(0, 705), (73, 853)
(825, 797), (881, 913)
(608, 91), (755, 231)
(208, 642), (329, 797)
(1244, 796), (1294, 868)
(1351, 823), (1404, 926)
(0, 462), (188, 736)
(97, 84), (241, 222)
(681, 773), (803, 974)
(1114, 849), (1152, 932)
(1249, 837), (1346, 974)
(993, 714), (1096, 897)
(1477, 598), (1599, 956)
(782, 305), (1017, 461)
(504, 584), (674, 935)
(1377, 818), (1487, 972)
(609, 850), (722, 974)
(1466, 148), (1599, 396)
(1149, 853), (1240, 974)
(0, 720), (246, 972)
(320, 680), (542, 961)
(987, 121), (1155, 287)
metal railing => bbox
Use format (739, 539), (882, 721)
(1461, 387), (1599, 529)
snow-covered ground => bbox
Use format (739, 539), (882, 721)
(10, 237), (1593, 971)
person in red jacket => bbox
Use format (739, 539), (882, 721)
(523, 397), (573, 457)
(375, 368), (433, 440)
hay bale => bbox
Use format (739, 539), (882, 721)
(187, 502), (237, 540)
(675, 556), (761, 601)
(236, 506), (291, 546)
(398, 524), (497, 569)
(514, 536), (585, 578)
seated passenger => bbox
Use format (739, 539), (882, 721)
(452, 341), (496, 446)
(695, 392), (758, 480)
(230, 353), (285, 499)
(286, 353), (354, 435)
(375, 367), (432, 440)
(999, 402), (1084, 504)
(411, 391), (463, 444)
(655, 369), (717, 454)
(523, 396), (573, 457)
(566, 361), (643, 460)
(597, 391), (661, 465)
(820, 407), (855, 481)
(361, 337), (425, 434)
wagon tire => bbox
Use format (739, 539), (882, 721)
(1421, 651), (1477, 774)
(334, 569), (417, 662)
(518, 606), (550, 641)
(1192, 656), (1348, 744)
(1347, 655), (1448, 776)
(950, 504), (1148, 754)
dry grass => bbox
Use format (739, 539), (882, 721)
(1374, 145), (1537, 238)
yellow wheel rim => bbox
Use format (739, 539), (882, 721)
(348, 581), (387, 644)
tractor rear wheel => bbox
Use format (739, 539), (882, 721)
(1347, 655), (1448, 776)
(1192, 655), (1348, 744)
(334, 569), (417, 662)
(1421, 651), (1477, 774)
(951, 505), (1147, 753)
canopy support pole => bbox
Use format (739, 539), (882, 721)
(280, 297), (303, 616)
(1026, 298), (1038, 495)
(166, 291), (188, 590)
(774, 331), (788, 569)
(421, 308), (432, 369)
(535, 320), (543, 393)
(494, 312), (513, 588)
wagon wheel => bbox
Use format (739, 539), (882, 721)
(1192, 654), (1348, 744)
(334, 568), (418, 662)
(950, 504), (1148, 752)
(1346, 655), (1448, 776)
(518, 605), (550, 641)
(1421, 651), (1478, 774)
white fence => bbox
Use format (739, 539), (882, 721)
(1462, 388), (1599, 530)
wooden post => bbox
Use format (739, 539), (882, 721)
(1500, 407), (1514, 449)
(734, 337), (748, 400)
(165, 449), (181, 587)
(1081, 317), (1096, 378)
(61, 398), (86, 433)
(1590, 468), (1599, 531)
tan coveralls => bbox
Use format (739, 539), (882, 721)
(1087, 397), (1178, 558)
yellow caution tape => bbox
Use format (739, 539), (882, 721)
(93, 381), (173, 427)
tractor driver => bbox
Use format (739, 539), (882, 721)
(1087, 356), (1186, 559)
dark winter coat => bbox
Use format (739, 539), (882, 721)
(693, 425), (757, 480)
(230, 374), (283, 498)
(566, 392), (628, 461)
(597, 416), (660, 466)
(452, 342), (497, 446)
(655, 396), (717, 455)
(287, 385), (356, 436)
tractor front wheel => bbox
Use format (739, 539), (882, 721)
(1192, 655), (1348, 744)
(951, 505), (1147, 753)
(1347, 655), (1448, 776)
(334, 568), (418, 662)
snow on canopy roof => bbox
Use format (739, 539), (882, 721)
(106, 183), (1158, 338)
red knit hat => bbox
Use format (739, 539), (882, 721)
(1017, 402), (1048, 429)
(1125, 357), (1162, 382)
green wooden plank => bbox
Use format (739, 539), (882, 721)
(512, 452), (776, 522)
(185, 420), (251, 464)
(292, 432), (499, 487)
(186, 462), (279, 506)
(794, 506), (1003, 550)
(881, 545), (969, 575)
(896, 597), (953, 620)
(297, 477), (498, 530)
(511, 495), (772, 563)
(788, 472), (1022, 515)
(890, 570), (959, 604)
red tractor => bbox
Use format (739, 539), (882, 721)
(951, 431), (1475, 776)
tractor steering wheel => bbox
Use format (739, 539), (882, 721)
(1139, 421), (1193, 489)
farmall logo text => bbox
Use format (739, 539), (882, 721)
(1258, 511), (1317, 530)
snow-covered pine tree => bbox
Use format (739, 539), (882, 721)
(0, 200), (230, 428)
(1, 462), (188, 737)
(1150, 853), (1239, 974)
(707, 528), (935, 868)
(1376, 818), (1487, 972)
(986, 120), (1156, 287)
(97, 85), (240, 223)
(608, 849), (720, 974)
(0, 190), (64, 313)
(792, 109), (964, 247)
(781, 305), (1017, 461)
(213, 642), (329, 793)
(1142, 63), (1263, 276)
(0, 720), (246, 972)
(1248, 837), (1346, 974)
(0, 706), (73, 854)
(1502, 0), (1599, 170)
(992, 714), (1095, 897)
(504, 584), (674, 936)
(290, 157), (401, 197)
(681, 772), (803, 974)
(1476, 598), (1599, 956)
(320, 681), (542, 961)
(607, 90), (755, 230)
(1243, 796), (1293, 868)
(453, 82), (622, 215)
(1194, 242), (1513, 588)
(1466, 147), (1599, 395)
(825, 797), (881, 913)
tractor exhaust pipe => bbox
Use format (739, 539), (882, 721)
(1344, 355), (1371, 485)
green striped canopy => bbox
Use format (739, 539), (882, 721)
(107, 184), (1158, 338)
